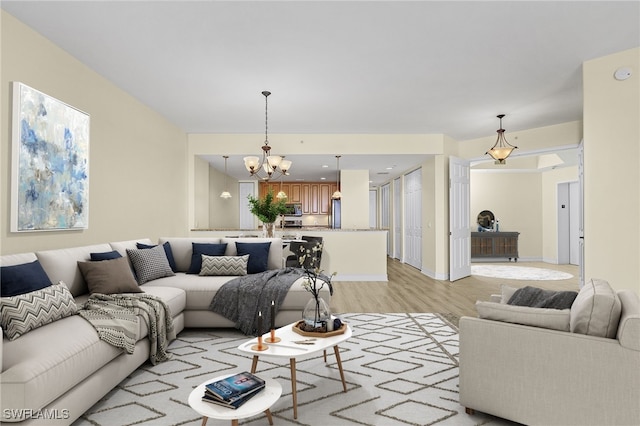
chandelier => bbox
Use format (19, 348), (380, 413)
(486, 114), (518, 164)
(243, 91), (292, 180)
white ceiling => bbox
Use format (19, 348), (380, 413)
(3, 1), (638, 184)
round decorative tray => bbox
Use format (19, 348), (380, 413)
(292, 320), (347, 337)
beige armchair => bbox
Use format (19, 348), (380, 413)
(459, 289), (640, 425)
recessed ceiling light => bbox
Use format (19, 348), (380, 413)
(386, 167), (393, 170)
(320, 177), (326, 180)
(322, 165), (329, 168)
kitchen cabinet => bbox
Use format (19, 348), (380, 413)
(311, 185), (319, 213)
(289, 184), (301, 203)
(301, 184), (311, 213)
(261, 182), (335, 214)
(320, 184), (331, 214)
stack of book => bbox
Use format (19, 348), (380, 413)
(202, 371), (266, 409)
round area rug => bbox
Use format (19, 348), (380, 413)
(471, 265), (573, 280)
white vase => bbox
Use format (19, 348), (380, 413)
(262, 222), (276, 238)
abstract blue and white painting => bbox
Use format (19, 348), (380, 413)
(11, 82), (90, 231)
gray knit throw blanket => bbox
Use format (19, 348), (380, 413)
(507, 286), (578, 310)
(209, 267), (307, 336)
(79, 293), (176, 365)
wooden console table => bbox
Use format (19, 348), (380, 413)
(471, 232), (520, 262)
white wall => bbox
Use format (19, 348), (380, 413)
(1, 11), (188, 255)
(583, 47), (640, 292)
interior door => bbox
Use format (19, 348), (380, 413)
(449, 157), (471, 281)
(239, 181), (257, 229)
(393, 178), (402, 259)
(369, 189), (378, 229)
(380, 183), (391, 256)
(404, 168), (422, 269)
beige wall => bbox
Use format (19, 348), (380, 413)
(341, 169), (370, 229)
(208, 166), (239, 229)
(470, 171), (542, 260)
(193, 156), (210, 229)
(1, 11), (188, 255)
(583, 47), (640, 292)
(420, 154), (450, 279)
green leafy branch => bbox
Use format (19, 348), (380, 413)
(247, 190), (288, 223)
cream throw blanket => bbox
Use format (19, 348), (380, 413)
(79, 293), (175, 365)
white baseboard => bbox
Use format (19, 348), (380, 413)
(334, 274), (388, 282)
(420, 267), (448, 281)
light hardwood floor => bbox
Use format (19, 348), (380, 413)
(331, 257), (580, 318)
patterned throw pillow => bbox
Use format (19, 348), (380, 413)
(127, 245), (175, 285)
(0, 281), (77, 340)
(136, 242), (178, 272)
(200, 255), (249, 276)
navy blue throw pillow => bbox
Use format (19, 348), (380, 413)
(90, 250), (123, 261)
(1, 260), (52, 297)
(187, 243), (228, 274)
(236, 242), (271, 274)
(137, 242), (178, 272)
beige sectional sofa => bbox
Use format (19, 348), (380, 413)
(0, 237), (328, 425)
(459, 282), (640, 426)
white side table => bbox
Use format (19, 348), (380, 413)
(188, 374), (282, 426)
(238, 322), (352, 419)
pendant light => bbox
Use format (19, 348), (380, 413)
(331, 155), (342, 200)
(243, 91), (292, 181)
(276, 171), (287, 200)
(486, 114), (518, 164)
(220, 155), (232, 199)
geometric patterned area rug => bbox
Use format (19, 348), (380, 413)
(74, 313), (512, 426)
(471, 265), (573, 281)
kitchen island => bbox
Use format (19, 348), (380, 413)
(189, 228), (388, 281)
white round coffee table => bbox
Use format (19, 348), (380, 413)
(188, 374), (282, 426)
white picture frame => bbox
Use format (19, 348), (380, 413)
(11, 82), (90, 232)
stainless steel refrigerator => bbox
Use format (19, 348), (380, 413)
(330, 199), (341, 229)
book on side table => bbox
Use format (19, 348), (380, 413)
(202, 372), (266, 409)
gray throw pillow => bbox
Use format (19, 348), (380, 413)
(78, 256), (142, 294)
(127, 245), (175, 284)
